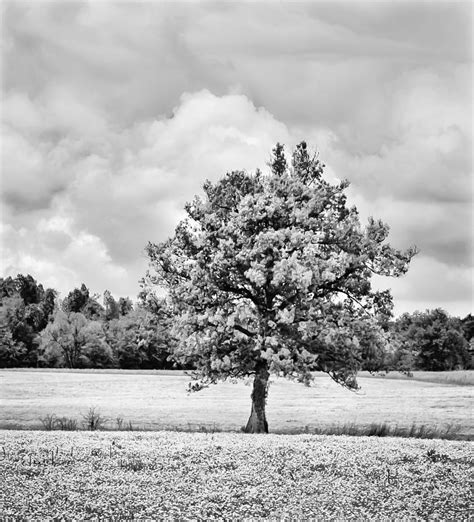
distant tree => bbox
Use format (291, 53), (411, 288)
(0, 295), (39, 366)
(82, 321), (116, 368)
(16, 274), (44, 305)
(106, 304), (173, 369)
(461, 314), (474, 342)
(118, 297), (134, 316)
(393, 309), (471, 371)
(62, 284), (104, 320)
(0, 276), (18, 299)
(0, 275), (59, 367)
(461, 314), (474, 368)
(40, 311), (91, 368)
(39, 288), (57, 330)
(82, 298), (105, 320)
(106, 314), (146, 368)
(144, 142), (416, 432)
(103, 290), (120, 321)
(62, 284), (90, 313)
(135, 302), (175, 369)
(0, 322), (26, 367)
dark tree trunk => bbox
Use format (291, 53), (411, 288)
(244, 363), (269, 433)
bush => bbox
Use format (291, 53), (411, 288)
(55, 417), (78, 431)
(82, 407), (107, 431)
(39, 414), (57, 430)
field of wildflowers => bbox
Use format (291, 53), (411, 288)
(1, 431), (471, 519)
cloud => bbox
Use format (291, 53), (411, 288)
(0, 217), (128, 300)
(321, 65), (472, 269)
(1, 1), (471, 315)
(374, 255), (473, 318)
(1, 90), (291, 298)
(66, 90), (291, 262)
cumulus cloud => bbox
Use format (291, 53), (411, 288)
(1, 90), (291, 297)
(0, 1), (471, 314)
(374, 255), (473, 318)
(0, 217), (128, 299)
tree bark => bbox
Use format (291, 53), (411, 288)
(244, 363), (269, 433)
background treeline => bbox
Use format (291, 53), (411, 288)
(0, 274), (176, 369)
(0, 274), (472, 371)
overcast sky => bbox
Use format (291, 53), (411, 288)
(1, 1), (472, 317)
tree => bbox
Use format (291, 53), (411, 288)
(62, 284), (104, 320)
(0, 322), (26, 367)
(106, 304), (174, 369)
(0, 277), (18, 299)
(39, 288), (57, 330)
(16, 274), (44, 305)
(393, 309), (471, 371)
(461, 314), (474, 342)
(118, 297), (134, 317)
(144, 142), (416, 433)
(39, 311), (99, 368)
(82, 321), (116, 368)
(62, 284), (90, 313)
(0, 296), (39, 366)
(0, 274), (58, 367)
(104, 290), (120, 321)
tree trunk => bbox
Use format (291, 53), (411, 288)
(244, 363), (269, 433)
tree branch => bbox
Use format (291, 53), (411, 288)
(234, 324), (257, 337)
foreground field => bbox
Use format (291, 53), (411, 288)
(1, 369), (472, 437)
(0, 431), (471, 519)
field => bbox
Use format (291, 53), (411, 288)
(0, 369), (473, 437)
(359, 370), (474, 386)
(1, 431), (472, 519)
(1, 370), (472, 519)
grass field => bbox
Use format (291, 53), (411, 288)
(1, 371), (472, 519)
(1, 431), (472, 519)
(0, 369), (472, 437)
(359, 370), (474, 386)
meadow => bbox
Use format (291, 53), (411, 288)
(1, 431), (471, 519)
(0, 369), (472, 437)
(1, 369), (472, 519)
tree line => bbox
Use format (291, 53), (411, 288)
(1, 279), (471, 372)
(0, 274), (175, 369)
(0, 145), (472, 378)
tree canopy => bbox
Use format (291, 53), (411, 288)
(392, 309), (471, 371)
(144, 142), (417, 432)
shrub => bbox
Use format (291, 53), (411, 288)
(55, 417), (78, 431)
(82, 407), (107, 431)
(39, 414), (56, 430)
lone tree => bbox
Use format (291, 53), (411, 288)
(144, 142), (416, 433)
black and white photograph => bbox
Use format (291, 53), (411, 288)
(0, 0), (472, 519)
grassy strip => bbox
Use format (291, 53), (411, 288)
(284, 421), (468, 440)
(1, 413), (469, 441)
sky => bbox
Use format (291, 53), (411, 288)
(0, 1), (472, 317)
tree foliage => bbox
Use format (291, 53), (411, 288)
(392, 309), (471, 371)
(106, 303), (174, 369)
(145, 142), (417, 432)
(0, 276), (173, 369)
(104, 290), (120, 321)
(40, 310), (114, 368)
(0, 275), (57, 366)
(62, 284), (104, 320)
